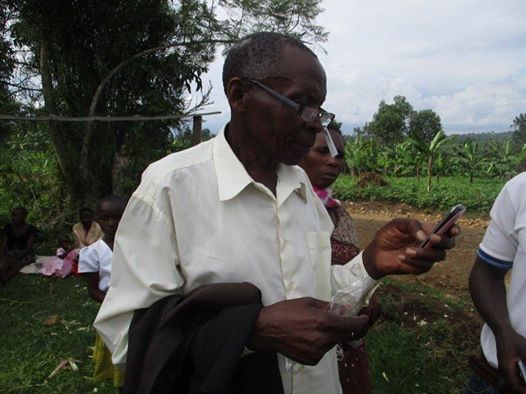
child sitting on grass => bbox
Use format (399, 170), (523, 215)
(78, 195), (127, 391)
(73, 207), (102, 249)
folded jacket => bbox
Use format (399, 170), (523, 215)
(124, 282), (283, 394)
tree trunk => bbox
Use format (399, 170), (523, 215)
(40, 32), (86, 204)
(112, 151), (131, 197)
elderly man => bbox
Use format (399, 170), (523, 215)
(95, 32), (456, 394)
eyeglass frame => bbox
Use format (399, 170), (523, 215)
(245, 79), (335, 127)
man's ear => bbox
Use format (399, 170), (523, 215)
(225, 77), (248, 113)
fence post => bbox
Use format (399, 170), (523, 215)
(192, 115), (202, 146)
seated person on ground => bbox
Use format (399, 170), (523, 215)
(0, 206), (38, 284)
(72, 207), (103, 249)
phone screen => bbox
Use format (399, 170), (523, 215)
(420, 204), (465, 248)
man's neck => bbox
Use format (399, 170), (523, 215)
(226, 122), (278, 194)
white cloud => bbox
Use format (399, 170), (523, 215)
(198, 0), (526, 134)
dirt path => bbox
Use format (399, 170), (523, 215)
(345, 201), (489, 297)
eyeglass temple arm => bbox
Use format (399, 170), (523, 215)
(248, 80), (301, 110)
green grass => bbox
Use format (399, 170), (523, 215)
(1, 274), (481, 393)
(333, 175), (505, 213)
(0, 275), (115, 393)
(368, 279), (480, 393)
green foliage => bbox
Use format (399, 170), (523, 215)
(409, 109), (442, 144)
(456, 140), (479, 183)
(0, 128), (69, 237)
(345, 129), (525, 183)
(219, 0), (328, 46)
(345, 137), (382, 176)
(365, 96), (413, 143)
(512, 113), (526, 146)
(484, 140), (525, 179)
(333, 175), (504, 213)
(4, 0), (220, 202)
(413, 129), (448, 191)
(1, 0), (327, 205)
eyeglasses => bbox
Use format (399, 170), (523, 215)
(247, 79), (335, 127)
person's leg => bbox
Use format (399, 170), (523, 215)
(3, 255), (32, 284)
(464, 373), (499, 394)
(0, 254), (15, 285)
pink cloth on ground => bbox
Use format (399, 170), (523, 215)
(42, 248), (79, 278)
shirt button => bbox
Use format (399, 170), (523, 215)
(286, 281), (294, 291)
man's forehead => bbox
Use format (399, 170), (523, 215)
(278, 45), (326, 80)
(257, 46), (326, 99)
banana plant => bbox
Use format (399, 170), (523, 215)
(409, 130), (449, 191)
(345, 137), (381, 177)
(458, 140), (479, 183)
(485, 140), (521, 179)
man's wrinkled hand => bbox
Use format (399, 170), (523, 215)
(363, 218), (459, 280)
(249, 297), (370, 365)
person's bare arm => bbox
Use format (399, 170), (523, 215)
(470, 257), (526, 394)
(86, 273), (106, 303)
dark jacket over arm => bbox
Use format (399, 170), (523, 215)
(124, 282), (283, 394)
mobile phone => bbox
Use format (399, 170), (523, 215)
(420, 204), (465, 248)
(519, 360), (526, 385)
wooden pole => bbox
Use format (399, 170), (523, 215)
(192, 115), (203, 146)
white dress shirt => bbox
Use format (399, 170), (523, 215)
(94, 126), (378, 394)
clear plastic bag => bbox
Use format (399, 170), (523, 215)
(328, 278), (367, 347)
(328, 277), (365, 317)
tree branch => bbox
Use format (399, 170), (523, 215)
(79, 38), (234, 182)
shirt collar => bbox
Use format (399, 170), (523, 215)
(213, 125), (308, 203)
(213, 126), (254, 201)
(276, 164), (308, 204)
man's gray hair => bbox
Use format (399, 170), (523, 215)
(222, 32), (317, 91)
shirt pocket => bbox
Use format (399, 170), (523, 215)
(306, 231), (332, 301)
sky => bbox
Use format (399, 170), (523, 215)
(194, 0), (526, 135)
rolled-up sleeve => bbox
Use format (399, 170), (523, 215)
(94, 191), (184, 367)
(331, 252), (380, 310)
